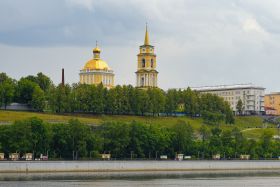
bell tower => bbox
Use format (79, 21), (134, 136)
(136, 24), (158, 88)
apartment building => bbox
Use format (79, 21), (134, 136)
(192, 84), (265, 115)
(265, 92), (280, 115)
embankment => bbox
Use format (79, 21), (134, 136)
(1, 160), (280, 173)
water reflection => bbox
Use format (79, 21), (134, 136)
(1, 170), (280, 181)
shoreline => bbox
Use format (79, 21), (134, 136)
(1, 160), (280, 173)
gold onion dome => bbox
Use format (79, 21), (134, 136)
(92, 47), (101, 53)
(83, 45), (110, 70)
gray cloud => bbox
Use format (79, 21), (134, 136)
(0, 0), (280, 92)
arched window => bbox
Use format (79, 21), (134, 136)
(151, 59), (154, 68)
(142, 59), (145, 68)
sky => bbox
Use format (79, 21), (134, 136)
(1, 0), (280, 92)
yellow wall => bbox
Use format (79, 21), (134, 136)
(265, 94), (280, 115)
(79, 73), (114, 89)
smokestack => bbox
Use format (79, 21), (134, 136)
(62, 68), (65, 86)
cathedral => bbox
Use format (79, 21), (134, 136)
(136, 25), (158, 88)
(79, 44), (115, 89)
(79, 25), (158, 89)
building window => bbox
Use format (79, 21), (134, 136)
(142, 59), (145, 68)
(151, 59), (154, 68)
(141, 77), (145, 87)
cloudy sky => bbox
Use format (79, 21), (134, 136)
(1, 0), (280, 92)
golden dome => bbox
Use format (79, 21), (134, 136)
(83, 59), (110, 70)
(82, 44), (111, 71)
(93, 47), (101, 53)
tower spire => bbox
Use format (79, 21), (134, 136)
(144, 23), (149, 45)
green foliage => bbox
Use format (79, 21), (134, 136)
(165, 89), (180, 115)
(147, 88), (165, 116)
(48, 84), (72, 113)
(0, 117), (279, 160)
(101, 121), (130, 158)
(236, 99), (244, 115)
(183, 87), (200, 116)
(0, 73), (15, 109)
(202, 111), (225, 125)
(31, 86), (45, 111)
(172, 120), (194, 154)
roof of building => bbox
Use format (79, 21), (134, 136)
(265, 92), (280, 96)
(82, 46), (111, 71)
(191, 84), (265, 92)
(144, 24), (149, 45)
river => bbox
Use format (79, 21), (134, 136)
(1, 171), (280, 187)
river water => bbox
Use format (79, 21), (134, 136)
(1, 171), (280, 187)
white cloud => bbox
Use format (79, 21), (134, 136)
(242, 17), (267, 35)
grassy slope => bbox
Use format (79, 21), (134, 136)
(0, 110), (277, 139)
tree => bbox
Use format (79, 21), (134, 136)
(183, 87), (200, 117)
(165, 89), (180, 115)
(15, 78), (37, 104)
(89, 84), (105, 114)
(236, 99), (244, 115)
(101, 122), (130, 158)
(36, 72), (52, 92)
(199, 125), (210, 159)
(0, 75), (15, 109)
(68, 119), (91, 159)
(105, 87), (118, 114)
(224, 102), (235, 124)
(128, 121), (149, 158)
(31, 86), (45, 111)
(259, 130), (273, 159)
(208, 127), (223, 156)
(48, 84), (72, 113)
(202, 111), (224, 125)
(147, 88), (166, 116)
(231, 127), (244, 157)
(134, 89), (150, 116)
(221, 130), (234, 158)
(172, 120), (194, 155)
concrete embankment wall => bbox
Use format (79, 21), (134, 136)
(1, 160), (280, 173)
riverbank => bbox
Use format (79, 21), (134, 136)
(1, 160), (280, 173)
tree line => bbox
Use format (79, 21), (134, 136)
(0, 72), (234, 124)
(0, 118), (278, 160)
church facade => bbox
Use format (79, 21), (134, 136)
(79, 45), (114, 89)
(136, 26), (158, 88)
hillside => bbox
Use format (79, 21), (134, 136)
(0, 110), (277, 139)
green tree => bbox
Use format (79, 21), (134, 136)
(209, 127), (222, 156)
(105, 87), (118, 114)
(259, 130), (273, 159)
(183, 87), (200, 117)
(202, 111), (224, 125)
(236, 99), (244, 115)
(36, 72), (52, 92)
(0, 74), (15, 109)
(165, 89), (180, 115)
(147, 88), (166, 116)
(69, 119), (91, 159)
(15, 78), (37, 104)
(172, 120), (194, 155)
(31, 86), (45, 111)
(199, 125), (210, 158)
(231, 127), (244, 158)
(101, 122), (130, 158)
(48, 84), (72, 113)
(134, 89), (150, 116)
